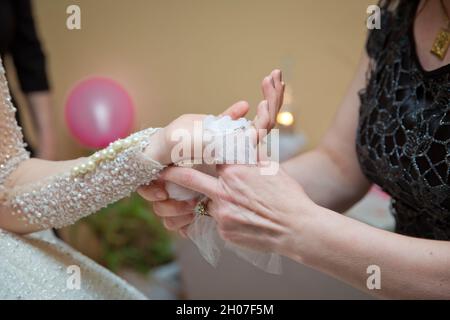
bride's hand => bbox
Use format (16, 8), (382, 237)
(138, 69), (284, 234)
(154, 69), (285, 165)
(151, 100), (250, 165)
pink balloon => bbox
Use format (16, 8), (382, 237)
(65, 77), (135, 149)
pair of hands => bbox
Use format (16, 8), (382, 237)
(139, 70), (316, 256)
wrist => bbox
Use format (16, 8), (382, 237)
(143, 127), (172, 165)
(280, 201), (328, 265)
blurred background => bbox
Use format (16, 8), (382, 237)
(4, 0), (396, 299)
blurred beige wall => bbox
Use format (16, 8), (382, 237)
(23, 0), (371, 158)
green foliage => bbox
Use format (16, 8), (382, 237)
(83, 193), (174, 274)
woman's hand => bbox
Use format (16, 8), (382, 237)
(157, 163), (450, 299)
(138, 69), (285, 231)
(159, 163), (316, 257)
(150, 100), (250, 165)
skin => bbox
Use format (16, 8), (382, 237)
(26, 91), (56, 160)
(139, 0), (450, 298)
(138, 69), (285, 232)
(0, 70), (283, 234)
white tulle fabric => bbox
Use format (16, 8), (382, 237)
(165, 115), (282, 274)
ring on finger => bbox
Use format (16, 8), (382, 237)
(194, 197), (211, 217)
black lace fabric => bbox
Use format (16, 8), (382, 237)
(356, 0), (450, 240)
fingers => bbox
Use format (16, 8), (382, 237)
(153, 198), (196, 233)
(262, 74), (276, 129)
(253, 100), (270, 141)
(271, 69), (284, 107)
(161, 166), (222, 199)
(220, 100), (250, 120)
(137, 179), (168, 201)
(272, 69), (283, 90)
(153, 199), (196, 217)
(261, 69), (285, 130)
(163, 214), (195, 232)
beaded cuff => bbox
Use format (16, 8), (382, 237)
(6, 128), (165, 229)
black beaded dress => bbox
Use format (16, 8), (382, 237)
(356, 0), (450, 240)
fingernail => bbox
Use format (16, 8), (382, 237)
(156, 191), (167, 200)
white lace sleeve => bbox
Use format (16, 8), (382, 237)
(0, 62), (30, 196)
(0, 58), (165, 229)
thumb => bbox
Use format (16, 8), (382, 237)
(220, 101), (250, 119)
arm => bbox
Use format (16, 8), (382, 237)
(0, 56), (168, 234)
(161, 165), (450, 299)
(11, 0), (56, 159)
(25, 91), (55, 159)
(0, 126), (168, 234)
(0, 55), (252, 234)
(282, 53), (372, 212)
(292, 204), (450, 299)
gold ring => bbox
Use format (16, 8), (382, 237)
(194, 198), (210, 217)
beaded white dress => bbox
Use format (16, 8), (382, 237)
(0, 229), (146, 299)
(0, 57), (164, 299)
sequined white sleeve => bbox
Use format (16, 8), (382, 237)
(0, 59), (165, 229)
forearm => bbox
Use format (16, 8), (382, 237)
(281, 53), (372, 212)
(26, 91), (55, 159)
(0, 128), (168, 234)
(0, 157), (85, 233)
(287, 206), (450, 299)
(282, 147), (371, 212)
(26, 91), (52, 132)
